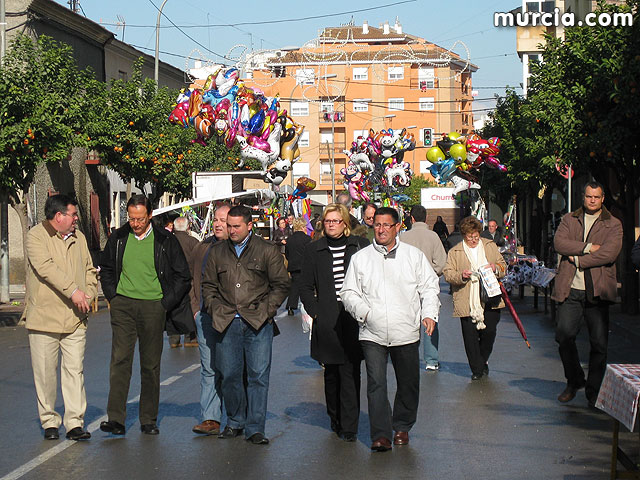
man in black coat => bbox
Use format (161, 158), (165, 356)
(99, 195), (191, 436)
(284, 217), (312, 315)
(480, 219), (505, 247)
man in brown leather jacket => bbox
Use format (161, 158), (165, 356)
(202, 205), (289, 445)
(552, 182), (622, 407)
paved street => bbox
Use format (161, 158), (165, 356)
(1, 279), (639, 480)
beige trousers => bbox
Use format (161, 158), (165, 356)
(28, 326), (87, 430)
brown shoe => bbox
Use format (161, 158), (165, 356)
(557, 385), (580, 403)
(393, 431), (409, 445)
(192, 420), (221, 435)
(371, 437), (392, 452)
(184, 340), (199, 347)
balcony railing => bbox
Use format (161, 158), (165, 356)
(409, 78), (437, 90)
(319, 141), (347, 156)
(319, 111), (346, 123)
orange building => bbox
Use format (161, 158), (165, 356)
(243, 19), (477, 205)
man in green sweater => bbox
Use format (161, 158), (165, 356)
(99, 195), (191, 435)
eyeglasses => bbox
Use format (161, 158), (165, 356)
(373, 223), (397, 230)
(61, 212), (79, 219)
(465, 234), (480, 241)
(323, 219), (343, 225)
(128, 217), (149, 224)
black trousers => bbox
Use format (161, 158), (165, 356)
(460, 308), (501, 376)
(360, 340), (420, 442)
(555, 288), (609, 403)
(107, 295), (165, 425)
(286, 271), (302, 310)
(323, 359), (361, 435)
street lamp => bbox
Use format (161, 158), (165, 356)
(154, 0), (169, 87)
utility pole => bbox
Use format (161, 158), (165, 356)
(0, 0), (8, 303)
(154, 0), (169, 87)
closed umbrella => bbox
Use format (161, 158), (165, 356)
(499, 282), (530, 348)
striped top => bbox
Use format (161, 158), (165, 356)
(326, 234), (348, 298)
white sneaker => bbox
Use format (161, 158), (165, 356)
(425, 364), (440, 371)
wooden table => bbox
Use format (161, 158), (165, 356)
(596, 364), (640, 479)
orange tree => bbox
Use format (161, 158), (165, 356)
(487, 0), (640, 311)
(86, 60), (258, 199)
(0, 34), (103, 261)
(0, 34), (100, 205)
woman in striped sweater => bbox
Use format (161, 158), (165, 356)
(299, 203), (370, 442)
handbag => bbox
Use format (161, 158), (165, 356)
(479, 280), (502, 308)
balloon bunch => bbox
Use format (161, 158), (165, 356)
(288, 176), (316, 201)
(425, 133), (506, 186)
(341, 128), (416, 201)
(168, 66), (306, 185)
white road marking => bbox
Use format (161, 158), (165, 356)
(180, 363), (200, 374)
(160, 376), (181, 386)
(0, 365), (199, 480)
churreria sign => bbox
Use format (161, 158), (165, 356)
(494, 8), (633, 27)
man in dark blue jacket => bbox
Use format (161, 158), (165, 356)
(99, 194), (191, 436)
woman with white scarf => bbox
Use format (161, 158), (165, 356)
(443, 216), (507, 380)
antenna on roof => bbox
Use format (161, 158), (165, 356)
(67, 0), (81, 14)
(116, 15), (126, 41)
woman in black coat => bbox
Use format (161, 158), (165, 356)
(299, 203), (369, 442)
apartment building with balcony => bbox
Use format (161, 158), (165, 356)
(515, 0), (624, 94)
(243, 19), (477, 205)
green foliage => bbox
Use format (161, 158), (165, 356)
(403, 174), (437, 205)
(484, 0), (640, 205)
(87, 60), (259, 198)
(0, 35), (100, 201)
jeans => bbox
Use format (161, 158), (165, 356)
(214, 317), (273, 437)
(555, 288), (609, 403)
(194, 311), (222, 422)
(422, 322), (439, 367)
(360, 340), (420, 442)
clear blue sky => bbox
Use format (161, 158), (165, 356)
(56, 0), (523, 114)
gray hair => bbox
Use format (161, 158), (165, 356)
(173, 216), (190, 232)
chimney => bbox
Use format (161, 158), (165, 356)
(394, 17), (402, 34)
(362, 20), (369, 34)
(383, 21), (390, 35)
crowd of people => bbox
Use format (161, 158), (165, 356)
(22, 180), (622, 451)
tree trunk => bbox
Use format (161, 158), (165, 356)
(620, 181), (639, 314)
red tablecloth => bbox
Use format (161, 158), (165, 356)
(596, 364), (640, 431)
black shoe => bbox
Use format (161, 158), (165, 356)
(483, 364), (489, 376)
(330, 420), (341, 437)
(140, 424), (159, 435)
(287, 308), (295, 316)
(44, 427), (59, 440)
(341, 432), (357, 442)
(218, 426), (243, 439)
(100, 420), (125, 435)
(247, 432), (269, 445)
(471, 373), (483, 380)
(66, 427), (91, 440)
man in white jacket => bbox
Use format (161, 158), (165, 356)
(340, 207), (440, 452)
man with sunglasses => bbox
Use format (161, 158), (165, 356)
(25, 194), (97, 441)
(341, 207), (440, 452)
(99, 194), (191, 436)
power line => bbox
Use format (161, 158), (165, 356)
(103, 0), (417, 28)
(147, 0), (231, 62)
